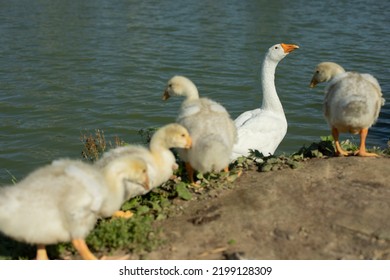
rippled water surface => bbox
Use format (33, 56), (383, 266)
(1, 0), (389, 183)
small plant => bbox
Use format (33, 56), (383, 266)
(80, 129), (107, 162)
(86, 215), (161, 255)
(295, 136), (335, 158)
(80, 129), (127, 162)
(340, 139), (359, 153)
(231, 155), (256, 171)
(175, 182), (193, 201)
(5, 169), (18, 184)
(246, 150), (303, 172)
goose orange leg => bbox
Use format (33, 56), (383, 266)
(72, 239), (97, 260)
(355, 128), (379, 157)
(36, 244), (49, 260)
(332, 127), (349, 156)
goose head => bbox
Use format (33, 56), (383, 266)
(104, 156), (149, 200)
(310, 62), (346, 87)
(266, 43), (299, 63)
(163, 75), (199, 101)
(151, 123), (192, 150)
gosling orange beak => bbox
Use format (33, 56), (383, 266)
(185, 136), (192, 149)
(309, 77), (318, 88)
(281, 43), (299, 54)
(162, 89), (170, 101)
(143, 175), (150, 190)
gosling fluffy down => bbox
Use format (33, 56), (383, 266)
(310, 61), (385, 157)
(96, 123), (192, 193)
(0, 156), (148, 259)
(163, 75), (237, 174)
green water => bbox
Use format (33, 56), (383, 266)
(0, 0), (389, 183)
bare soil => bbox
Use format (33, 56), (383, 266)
(143, 156), (390, 260)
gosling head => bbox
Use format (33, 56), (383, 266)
(162, 75), (199, 101)
(151, 123), (192, 150)
(310, 62), (346, 88)
(104, 156), (149, 200)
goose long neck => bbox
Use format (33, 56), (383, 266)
(261, 58), (284, 114)
(149, 133), (171, 171)
(149, 131), (166, 155)
(184, 82), (200, 101)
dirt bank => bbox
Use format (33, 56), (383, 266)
(144, 156), (390, 260)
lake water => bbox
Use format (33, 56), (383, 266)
(1, 0), (389, 184)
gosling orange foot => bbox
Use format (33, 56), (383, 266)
(100, 254), (131, 260)
(354, 128), (379, 157)
(335, 148), (350, 157)
(332, 127), (350, 157)
(112, 210), (134, 219)
(190, 181), (202, 188)
(354, 150), (379, 157)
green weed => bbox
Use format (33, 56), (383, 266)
(80, 129), (125, 162)
(246, 135), (389, 173)
(86, 215), (160, 255)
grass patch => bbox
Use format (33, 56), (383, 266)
(80, 129), (125, 162)
(245, 136), (390, 173)
(86, 215), (160, 255)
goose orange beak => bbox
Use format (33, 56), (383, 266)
(309, 77), (318, 88)
(185, 136), (192, 149)
(162, 89), (170, 101)
(143, 175), (150, 191)
(281, 43), (299, 54)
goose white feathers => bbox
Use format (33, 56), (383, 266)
(0, 156), (148, 260)
(310, 61), (385, 157)
(163, 75), (237, 182)
(96, 123), (192, 192)
(231, 43), (299, 160)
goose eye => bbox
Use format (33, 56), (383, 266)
(316, 70), (320, 74)
(181, 133), (185, 137)
(275, 46), (278, 49)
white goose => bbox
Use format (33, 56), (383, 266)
(231, 43), (299, 161)
(310, 62), (385, 157)
(0, 156), (148, 260)
(163, 76), (237, 183)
